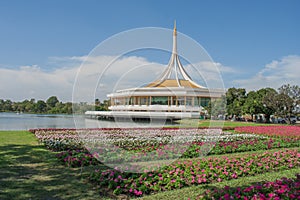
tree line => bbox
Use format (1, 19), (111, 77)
(208, 84), (300, 123)
(1, 84), (299, 120)
(0, 96), (110, 114)
(0, 96), (72, 114)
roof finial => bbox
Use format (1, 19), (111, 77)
(173, 20), (177, 36)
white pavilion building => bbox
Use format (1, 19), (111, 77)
(86, 23), (223, 120)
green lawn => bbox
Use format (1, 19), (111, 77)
(0, 131), (100, 200)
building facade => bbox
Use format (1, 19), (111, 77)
(86, 23), (223, 120)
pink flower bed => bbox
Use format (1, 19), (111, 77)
(201, 174), (300, 200)
(90, 149), (300, 196)
(235, 126), (300, 138)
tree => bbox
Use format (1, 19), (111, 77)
(2, 100), (12, 111)
(64, 102), (73, 114)
(46, 96), (59, 108)
(278, 84), (300, 103)
(95, 99), (100, 106)
(260, 88), (278, 123)
(206, 95), (226, 118)
(102, 99), (110, 110)
(24, 99), (35, 112)
(277, 84), (300, 123)
(0, 99), (4, 111)
(226, 88), (246, 118)
(275, 93), (293, 120)
(95, 99), (110, 111)
(35, 100), (47, 113)
(236, 87), (280, 123)
(242, 91), (260, 120)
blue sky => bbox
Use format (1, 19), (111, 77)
(1, 0), (300, 101)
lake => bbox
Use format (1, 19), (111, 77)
(0, 112), (170, 130)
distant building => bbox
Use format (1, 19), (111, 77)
(86, 23), (223, 120)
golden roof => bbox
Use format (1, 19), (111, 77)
(146, 79), (200, 88)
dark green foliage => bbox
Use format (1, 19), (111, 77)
(226, 88), (246, 117)
(46, 96), (59, 108)
(206, 95), (226, 117)
(0, 96), (110, 114)
(226, 84), (299, 123)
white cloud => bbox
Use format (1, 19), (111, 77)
(73, 55), (164, 102)
(184, 61), (237, 89)
(0, 55), (238, 102)
(0, 64), (77, 102)
(0, 55), (164, 102)
(11, 54), (300, 103)
(234, 55), (300, 91)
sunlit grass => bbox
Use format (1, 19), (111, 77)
(0, 131), (101, 200)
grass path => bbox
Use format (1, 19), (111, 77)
(0, 131), (99, 200)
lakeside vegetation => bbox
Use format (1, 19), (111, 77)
(1, 84), (298, 122)
(0, 96), (109, 114)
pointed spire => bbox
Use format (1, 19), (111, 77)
(173, 20), (177, 36)
(146, 21), (205, 89)
(172, 20), (177, 55)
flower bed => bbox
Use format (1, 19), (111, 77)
(200, 174), (300, 200)
(30, 128), (300, 197)
(56, 149), (99, 167)
(235, 126), (300, 138)
(89, 149), (300, 196)
(31, 128), (300, 165)
(32, 128), (81, 151)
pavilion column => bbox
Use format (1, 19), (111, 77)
(111, 98), (114, 106)
(192, 97), (194, 106)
